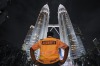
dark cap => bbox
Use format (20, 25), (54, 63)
(47, 31), (54, 37)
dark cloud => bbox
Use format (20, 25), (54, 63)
(69, 0), (100, 37)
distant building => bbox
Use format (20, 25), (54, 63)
(93, 38), (100, 54)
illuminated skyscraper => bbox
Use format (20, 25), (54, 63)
(22, 4), (50, 60)
(58, 4), (86, 66)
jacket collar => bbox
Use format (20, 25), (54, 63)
(47, 36), (53, 38)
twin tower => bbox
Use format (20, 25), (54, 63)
(22, 4), (86, 66)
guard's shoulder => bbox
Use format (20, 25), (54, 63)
(56, 38), (60, 40)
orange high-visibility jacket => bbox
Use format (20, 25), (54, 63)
(31, 37), (68, 64)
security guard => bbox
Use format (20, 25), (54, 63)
(30, 31), (69, 66)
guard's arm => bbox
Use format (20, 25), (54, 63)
(30, 47), (37, 63)
(30, 41), (40, 64)
(63, 46), (69, 61)
(59, 45), (69, 65)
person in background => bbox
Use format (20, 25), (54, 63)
(30, 31), (69, 66)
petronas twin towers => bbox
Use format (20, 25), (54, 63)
(22, 4), (86, 66)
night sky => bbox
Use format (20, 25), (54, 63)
(0, 0), (100, 50)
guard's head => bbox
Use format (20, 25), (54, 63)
(47, 31), (54, 37)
